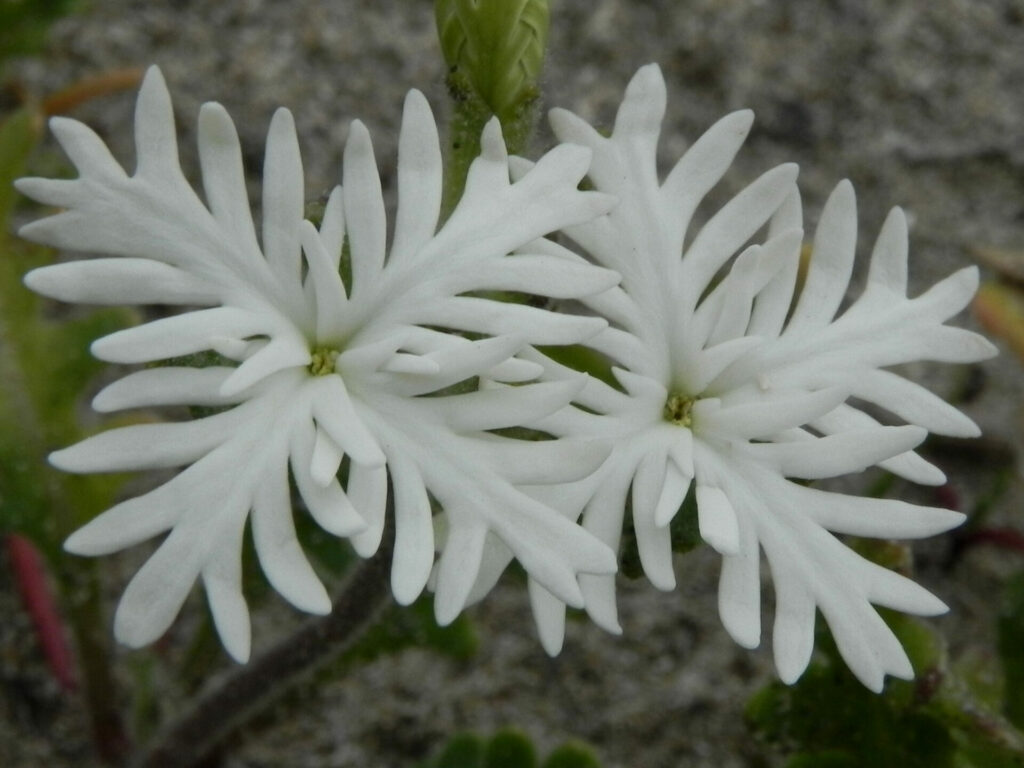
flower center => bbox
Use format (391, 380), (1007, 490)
(308, 346), (340, 377)
(663, 392), (696, 427)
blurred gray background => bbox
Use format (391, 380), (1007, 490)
(4, 1), (1024, 766)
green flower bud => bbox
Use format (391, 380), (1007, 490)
(435, 0), (550, 122)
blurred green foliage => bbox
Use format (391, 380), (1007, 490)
(421, 727), (602, 768)
(0, 106), (134, 558)
(998, 570), (1024, 730)
(747, 608), (1024, 768)
(0, 0), (79, 62)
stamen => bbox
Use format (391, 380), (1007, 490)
(663, 393), (696, 427)
(309, 347), (340, 376)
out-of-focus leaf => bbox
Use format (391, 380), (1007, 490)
(999, 571), (1024, 729)
(483, 728), (537, 768)
(785, 753), (860, 768)
(422, 730), (602, 768)
(425, 732), (485, 768)
(0, 0), (79, 61)
(973, 282), (1024, 364)
(537, 344), (616, 388)
(747, 610), (1024, 768)
(541, 741), (602, 768)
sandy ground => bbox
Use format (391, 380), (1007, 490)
(3, 1), (1024, 766)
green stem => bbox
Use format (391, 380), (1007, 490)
(133, 528), (395, 768)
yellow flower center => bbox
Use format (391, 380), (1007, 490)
(309, 347), (340, 377)
(663, 392), (696, 427)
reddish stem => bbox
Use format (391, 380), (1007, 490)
(6, 533), (77, 692)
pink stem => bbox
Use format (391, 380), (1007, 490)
(6, 534), (77, 692)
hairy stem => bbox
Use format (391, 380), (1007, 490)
(134, 532), (395, 768)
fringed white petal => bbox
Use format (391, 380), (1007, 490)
(343, 120), (387, 295)
(202, 516), (252, 662)
(47, 116), (127, 182)
(696, 484), (741, 556)
(681, 164), (799, 311)
(114, 526), (201, 649)
(439, 254), (620, 298)
(389, 450), (435, 605)
(422, 295), (607, 345)
(717, 521), (762, 649)
(431, 379), (583, 433)
(850, 369), (981, 437)
(768, 559), (816, 684)
(64, 484), (180, 556)
(529, 579), (568, 656)
(785, 180), (857, 334)
(389, 90), (442, 265)
(92, 307), (262, 364)
(262, 108), (304, 288)
(92, 367), (237, 412)
(864, 207), (909, 297)
(317, 186), (346, 268)
(134, 66), (182, 181)
(25, 259), (218, 306)
(290, 421), (366, 538)
(653, 460), (692, 528)
(434, 517), (488, 625)
(51, 411), (239, 473)
(309, 375), (385, 468)
(348, 463), (389, 558)
(743, 425), (926, 479)
(220, 336), (311, 396)
(197, 102), (262, 261)
(251, 463), (331, 614)
(632, 450), (675, 590)
(660, 110), (755, 253)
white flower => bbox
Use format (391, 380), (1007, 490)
(16, 66), (622, 661)
(511, 64), (997, 690)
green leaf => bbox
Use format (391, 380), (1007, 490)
(427, 732), (486, 768)
(0, 0), (79, 63)
(484, 728), (537, 768)
(748, 610), (1024, 768)
(541, 741), (602, 768)
(424, 731), (602, 768)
